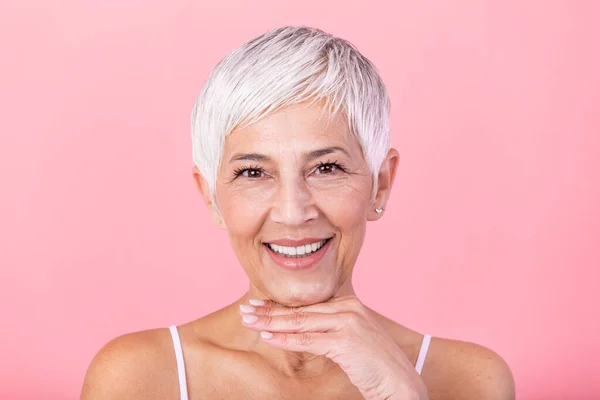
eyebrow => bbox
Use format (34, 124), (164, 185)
(229, 152), (270, 163)
(306, 146), (350, 160)
(229, 146), (350, 163)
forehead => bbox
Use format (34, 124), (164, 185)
(224, 103), (357, 154)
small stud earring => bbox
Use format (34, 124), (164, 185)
(375, 207), (384, 214)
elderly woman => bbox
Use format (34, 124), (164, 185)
(82, 26), (515, 400)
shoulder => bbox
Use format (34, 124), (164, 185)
(80, 327), (179, 400)
(424, 337), (515, 400)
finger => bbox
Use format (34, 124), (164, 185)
(239, 299), (286, 317)
(327, 295), (360, 304)
(252, 303), (339, 316)
(241, 311), (345, 333)
(248, 295), (359, 307)
(244, 299), (353, 317)
(259, 331), (333, 355)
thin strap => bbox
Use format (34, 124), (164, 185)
(169, 325), (189, 400)
(415, 334), (432, 375)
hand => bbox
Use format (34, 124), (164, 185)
(239, 295), (429, 400)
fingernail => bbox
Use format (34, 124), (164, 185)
(249, 299), (265, 306)
(260, 331), (273, 340)
(242, 314), (259, 324)
(239, 304), (256, 313)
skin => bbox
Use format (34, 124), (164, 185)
(81, 102), (515, 399)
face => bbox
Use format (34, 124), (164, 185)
(194, 102), (398, 306)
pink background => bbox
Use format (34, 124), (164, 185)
(1, 1), (599, 399)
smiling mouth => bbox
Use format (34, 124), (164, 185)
(264, 238), (333, 258)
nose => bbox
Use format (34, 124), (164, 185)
(270, 176), (318, 226)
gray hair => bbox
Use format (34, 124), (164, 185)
(191, 26), (391, 206)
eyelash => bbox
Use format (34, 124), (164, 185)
(233, 164), (263, 178)
(233, 161), (347, 179)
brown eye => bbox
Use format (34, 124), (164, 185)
(315, 162), (343, 175)
(244, 169), (264, 178)
(233, 166), (266, 179)
(318, 164), (335, 174)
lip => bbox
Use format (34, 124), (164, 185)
(265, 237), (331, 246)
(264, 238), (333, 271)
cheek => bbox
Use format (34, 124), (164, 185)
(218, 184), (272, 238)
(313, 180), (371, 226)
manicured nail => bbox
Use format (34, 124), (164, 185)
(249, 299), (265, 306)
(260, 331), (273, 340)
(239, 304), (256, 313)
(242, 314), (259, 324)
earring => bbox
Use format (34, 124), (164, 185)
(375, 207), (384, 214)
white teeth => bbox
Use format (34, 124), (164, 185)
(267, 239), (328, 257)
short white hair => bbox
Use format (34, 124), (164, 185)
(191, 26), (391, 206)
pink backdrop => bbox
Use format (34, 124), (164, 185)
(1, 1), (598, 399)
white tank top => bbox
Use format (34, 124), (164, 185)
(168, 325), (432, 400)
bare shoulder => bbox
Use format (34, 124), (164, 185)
(80, 328), (178, 400)
(424, 336), (515, 400)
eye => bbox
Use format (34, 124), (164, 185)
(314, 161), (345, 175)
(234, 166), (266, 179)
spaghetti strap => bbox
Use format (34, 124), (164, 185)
(169, 325), (189, 400)
(415, 334), (432, 375)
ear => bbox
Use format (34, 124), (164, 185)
(368, 148), (399, 221)
(192, 166), (227, 230)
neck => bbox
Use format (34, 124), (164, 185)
(232, 280), (357, 378)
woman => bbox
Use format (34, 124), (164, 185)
(82, 26), (515, 399)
